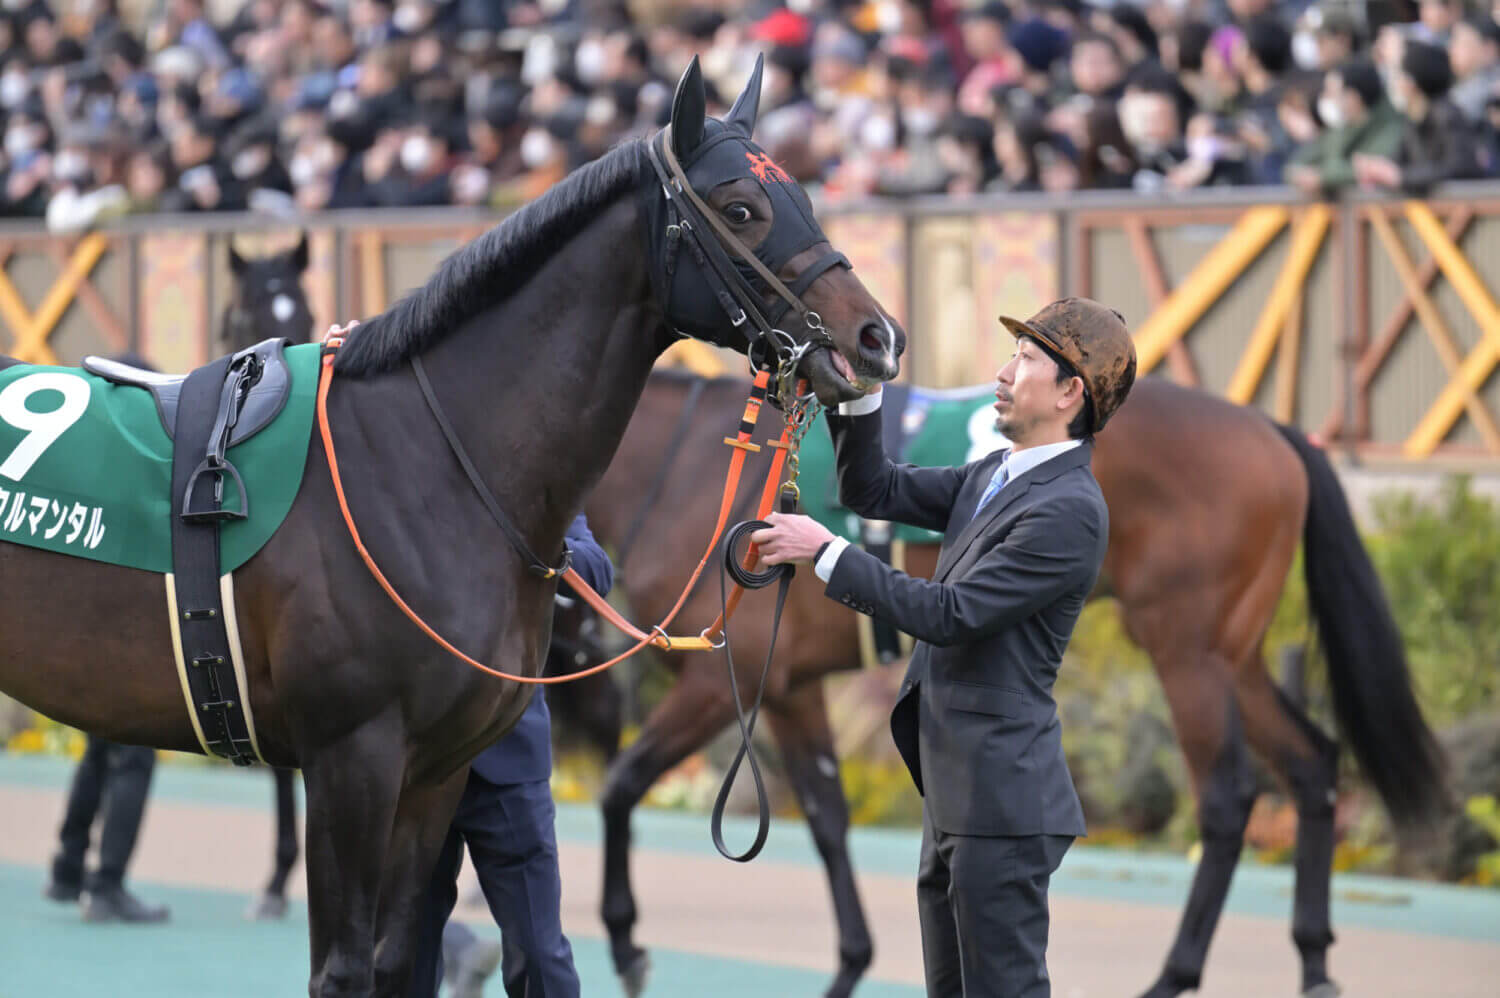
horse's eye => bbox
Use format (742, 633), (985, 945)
(724, 202), (753, 224)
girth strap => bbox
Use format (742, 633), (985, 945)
(169, 355), (262, 766)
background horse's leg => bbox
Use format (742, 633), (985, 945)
(372, 769), (469, 997)
(301, 713), (405, 998)
(1139, 654), (1258, 998)
(767, 681), (873, 998)
(599, 663), (738, 997)
(1236, 661), (1341, 997)
(250, 767), (301, 919)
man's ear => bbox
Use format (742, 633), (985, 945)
(1059, 376), (1085, 412)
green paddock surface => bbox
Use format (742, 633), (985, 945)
(1, 754), (1496, 997)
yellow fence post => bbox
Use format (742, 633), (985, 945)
(1368, 208), (1500, 454)
(0, 234), (109, 365)
(1225, 205), (1330, 405)
(1131, 206), (1289, 375)
(1401, 202), (1500, 457)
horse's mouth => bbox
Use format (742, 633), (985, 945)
(799, 345), (880, 406)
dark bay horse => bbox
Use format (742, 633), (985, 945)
(222, 232), (628, 919)
(572, 370), (1447, 998)
(0, 58), (904, 996)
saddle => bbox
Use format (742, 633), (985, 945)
(83, 338), (292, 448)
(82, 337), (293, 767)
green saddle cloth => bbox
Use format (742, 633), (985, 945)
(0, 343), (321, 574)
(795, 383), (1011, 545)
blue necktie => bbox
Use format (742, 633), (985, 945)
(971, 460), (1010, 523)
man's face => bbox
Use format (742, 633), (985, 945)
(994, 337), (1082, 442)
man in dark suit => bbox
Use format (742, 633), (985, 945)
(753, 298), (1137, 997)
(408, 512), (614, 998)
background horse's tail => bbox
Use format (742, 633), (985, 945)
(1274, 423), (1450, 836)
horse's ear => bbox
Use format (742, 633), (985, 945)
(291, 233), (309, 273)
(725, 53), (763, 138)
(670, 55), (706, 161)
(228, 243), (246, 276)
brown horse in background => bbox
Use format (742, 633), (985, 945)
(571, 369), (1447, 998)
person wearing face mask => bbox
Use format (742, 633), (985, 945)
(1291, 7), (1359, 74)
(369, 120), (455, 207)
(3, 108), (47, 162)
(0, 58), (31, 109)
(44, 132), (129, 233)
(1354, 39), (1483, 194)
(876, 65), (959, 196)
(1284, 59), (1404, 196)
(225, 120), (292, 199)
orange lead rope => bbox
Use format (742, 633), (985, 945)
(316, 328), (797, 685)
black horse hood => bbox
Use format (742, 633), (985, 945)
(643, 55), (835, 344)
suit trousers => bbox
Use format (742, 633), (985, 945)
(408, 775), (578, 998)
(51, 735), (156, 892)
(917, 807), (1073, 998)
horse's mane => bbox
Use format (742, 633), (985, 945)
(335, 140), (649, 377)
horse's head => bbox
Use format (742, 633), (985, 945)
(221, 235), (314, 354)
(644, 56), (905, 407)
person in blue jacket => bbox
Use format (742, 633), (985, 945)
(408, 512), (613, 998)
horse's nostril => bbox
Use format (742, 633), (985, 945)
(859, 324), (886, 354)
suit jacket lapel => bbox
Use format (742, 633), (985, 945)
(945, 449), (1008, 541)
(936, 477), (1033, 581)
(933, 443), (1094, 583)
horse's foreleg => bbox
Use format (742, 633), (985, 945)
(302, 712), (405, 998)
(371, 768), (468, 997)
(600, 665), (737, 997)
(1141, 658), (1257, 998)
(767, 682), (873, 998)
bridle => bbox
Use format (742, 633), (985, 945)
(644, 126), (850, 411)
(316, 125), (855, 861)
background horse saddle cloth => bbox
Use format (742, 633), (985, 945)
(796, 382), (1013, 546)
(0, 342), (320, 573)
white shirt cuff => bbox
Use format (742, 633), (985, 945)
(814, 536), (850, 582)
(836, 391), (883, 416)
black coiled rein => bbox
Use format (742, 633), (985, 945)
(709, 510), (797, 863)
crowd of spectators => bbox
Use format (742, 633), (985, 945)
(4, 0), (1500, 231)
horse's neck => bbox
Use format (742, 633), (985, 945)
(586, 374), (719, 545)
(422, 197), (670, 547)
